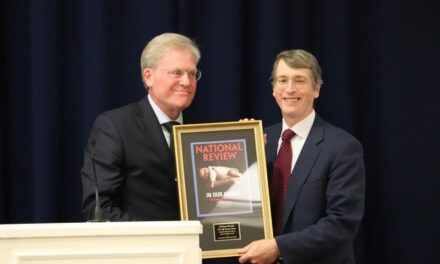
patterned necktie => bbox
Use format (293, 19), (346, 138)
(271, 129), (295, 235)
(163, 121), (180, 150)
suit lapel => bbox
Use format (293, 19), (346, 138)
(282, 116), (325, 228)
(133, 97), (173, 167)
(265, 123), (282, 167)
(265, 124), (282, 178)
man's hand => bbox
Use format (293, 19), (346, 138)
(238, 239), (280, 264)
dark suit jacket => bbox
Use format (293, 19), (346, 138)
(265, 115), (365, 264)
(81, 97), (179, 221)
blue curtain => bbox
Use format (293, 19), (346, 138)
(2, 0), (440, 263)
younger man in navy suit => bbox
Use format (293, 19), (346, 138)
(239, 50), (366, 264)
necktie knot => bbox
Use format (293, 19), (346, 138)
(163, 121), (180, 151)
(163, 121), (180, 133)
(282, 129), (295, 141)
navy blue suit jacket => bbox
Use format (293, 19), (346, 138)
(265, 115), (365, 264)
(81, 97), (180, 221)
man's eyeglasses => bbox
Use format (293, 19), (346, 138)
(157, 68), (202, 81)
(272, 76), (310, 88)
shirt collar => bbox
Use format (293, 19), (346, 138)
(282, 110), (316, 139)
(147, 94), (183, 124)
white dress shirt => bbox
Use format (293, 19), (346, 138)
(278, 110), (316, 172)
(147, 94), (183, 147)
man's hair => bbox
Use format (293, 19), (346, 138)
(140, 33), (201, 86)
(270, 49), (323, 86)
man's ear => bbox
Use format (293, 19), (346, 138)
(143, 68), (153, 87)
(314, 84), (321, 99)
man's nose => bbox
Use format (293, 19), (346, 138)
(179, 72), (191, 85)
(285, 79), (297, 91)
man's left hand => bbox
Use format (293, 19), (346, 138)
(238, 239), (280, 264)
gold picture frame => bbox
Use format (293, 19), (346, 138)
(173, 120), (273, 259)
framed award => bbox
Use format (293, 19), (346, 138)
(172, 120), (273, 258)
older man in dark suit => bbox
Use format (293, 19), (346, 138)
(81, 32), (202, 221)
(239, 50), (365, 264)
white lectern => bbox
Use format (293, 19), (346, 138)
(0, 221), (202, 264)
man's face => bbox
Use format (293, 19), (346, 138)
(272, 59), (320, 126)
(143, 48), (198, 119)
